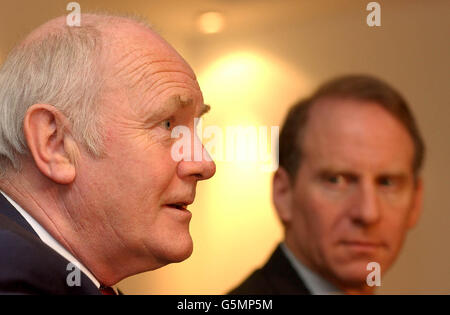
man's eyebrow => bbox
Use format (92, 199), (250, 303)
(198, 104), (211, 117)
(143, 96), (210, 125)
(317, 169), (358, 178)
(376, 172), (409, 180)
(144, 95), (193, 122)
(317, 168), (410, 181)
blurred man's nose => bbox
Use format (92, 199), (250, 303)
(349, 180), (381, 226)
(177, 134), (216, 181)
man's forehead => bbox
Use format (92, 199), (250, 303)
(301, 99), (415, 173)
(302, 141), (414, 177)
(112, 50), (195, 85)
(103, 26), (202, 115)
(107, 25), (196, 80)
(106, 38), (198, 111)
(305, 98), (412, 143)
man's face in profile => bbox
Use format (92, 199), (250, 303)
(73, 26), (215, 271)
(282, 98), (423, 287)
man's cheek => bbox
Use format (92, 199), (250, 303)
(307, 197), (340, 234)
(382, 218), (408, 252)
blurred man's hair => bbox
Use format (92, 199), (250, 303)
(278, 74), (425, 182)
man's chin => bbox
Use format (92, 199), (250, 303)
(330, 261), (377, 288)
(167, 244), (193, 263)
(153, 237), (194, 266)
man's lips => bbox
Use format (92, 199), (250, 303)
(166, 203), (189, 211)
(340, 240), (385, 251)
(342, 240), (381, 246)
(164, 199), (194, 211)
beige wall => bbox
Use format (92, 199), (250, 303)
(1, 0), (448, 294)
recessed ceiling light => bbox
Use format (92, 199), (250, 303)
(197, 11), (225, 34)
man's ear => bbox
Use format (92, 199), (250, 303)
(23, 104), (77, 184)
(407, 177), (424, 229)
(272, 167), (294, 225)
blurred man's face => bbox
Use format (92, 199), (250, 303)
(75, 26), (215, 271)
(279, 98), (422, 289)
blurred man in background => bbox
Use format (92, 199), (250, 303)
(230, 75), (425, 295)
(0, 13), (215, 294)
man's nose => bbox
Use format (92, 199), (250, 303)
(349, 181), (381, 226)
(177, 134), (216, 181)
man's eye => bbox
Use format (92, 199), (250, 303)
(321, 174), (356, 191)
(379, 177), (393, 186)
(161, 119), (172, 130)
(327, 175), (342, 184)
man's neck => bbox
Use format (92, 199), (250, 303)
(1, 190), (101, 288)
(1, 170), (77, 254)
(0, 168), (115, 284)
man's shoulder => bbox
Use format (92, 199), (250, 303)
(0, 212), (57, 265)
(0, 214), (99, 295)
(228, 244), (311, 295)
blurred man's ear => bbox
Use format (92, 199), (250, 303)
(407, 177), (424, 229)
(273, 167), (294, 225)
(23, 104), (77, 184)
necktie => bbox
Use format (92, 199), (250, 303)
(99, 285), (117, 295)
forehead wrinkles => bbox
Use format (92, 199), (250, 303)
(111, 46), (198, 105)
(113, 46), (195, 85)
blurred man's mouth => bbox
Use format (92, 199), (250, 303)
(340, 240), (384, 253)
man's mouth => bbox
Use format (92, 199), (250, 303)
(342, 241), (380, 246)
(166, 203), (189, 211)
(340, 240), (385, 252)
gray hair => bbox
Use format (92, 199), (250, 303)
(0, 20), (107, 176)
(0, 13), (156, 177)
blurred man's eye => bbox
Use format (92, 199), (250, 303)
(379, 177), (392, 186)
(320, 173), (358, 191)
(328, 175), (341, 184)
(378, 176), (402, 189)
(322, 174), (346, 187)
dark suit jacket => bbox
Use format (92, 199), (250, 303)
(228, 244), (311, 295)
(0, 193), (100, 294)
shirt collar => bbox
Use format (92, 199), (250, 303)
(0, 191), (101, 289)
(280, 242), (343, 295)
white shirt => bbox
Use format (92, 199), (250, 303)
(0, 191), (101, 289)
(280, 242), (343, 295)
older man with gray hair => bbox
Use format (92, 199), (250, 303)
(0, 14), (215, 294)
